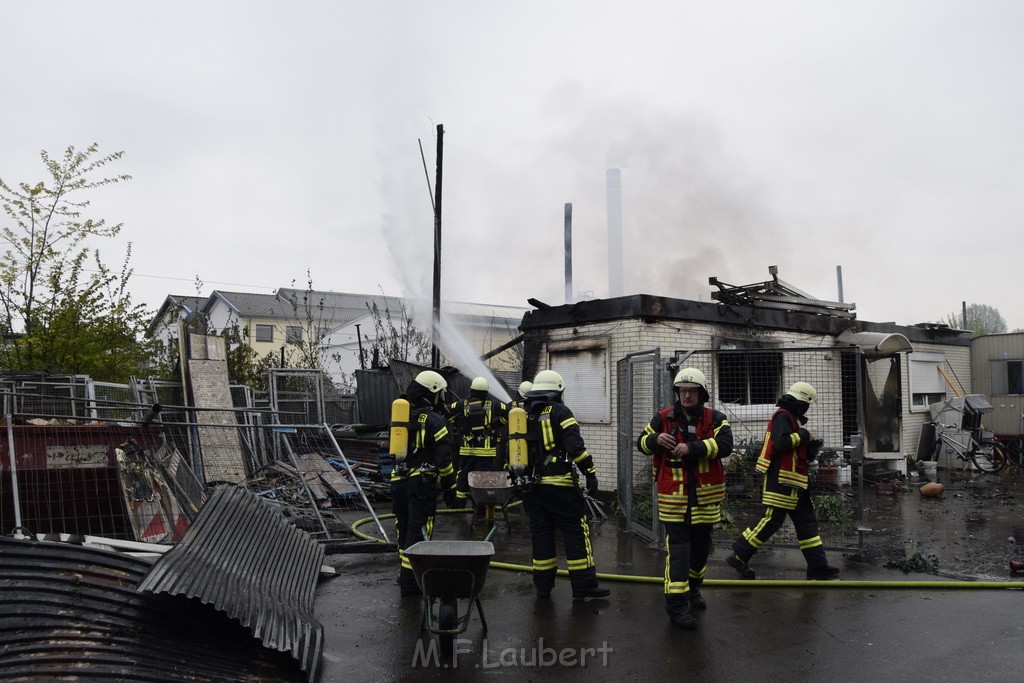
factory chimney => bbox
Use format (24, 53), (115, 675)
(564, 203), (573, 304)
(606, 168), (623, 297)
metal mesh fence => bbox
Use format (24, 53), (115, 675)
(0, 370), (381, 544)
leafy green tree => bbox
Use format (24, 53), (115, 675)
(941, 303), (1007, 337)
(0, 144), (155, 381)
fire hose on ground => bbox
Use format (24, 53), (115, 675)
(348, 508), (1024, 590)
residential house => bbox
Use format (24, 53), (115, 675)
(146, 294), (209, 362)
(149, 289), (527, 389)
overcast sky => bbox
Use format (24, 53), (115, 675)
(4, 1), (1023, 331)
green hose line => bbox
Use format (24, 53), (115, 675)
(349, 514), (1023, 590)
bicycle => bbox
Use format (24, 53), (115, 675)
(1001, 412), (1024, 467)
(929, 422), (1008, 473)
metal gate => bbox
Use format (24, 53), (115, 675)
(617, 349), (670, 543)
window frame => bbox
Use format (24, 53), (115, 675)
(908, 351), (947, 412)
(254, 324), (274, 343)
(715, 342), (783, 407)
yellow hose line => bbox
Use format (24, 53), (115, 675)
(350, 514), (1023, 590)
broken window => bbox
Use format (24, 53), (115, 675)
(990, 359), (1024, 395)
(716, 348), (783, 405)
(255, 324), (274, 343)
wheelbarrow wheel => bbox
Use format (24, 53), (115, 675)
(438, 597), (457, 659)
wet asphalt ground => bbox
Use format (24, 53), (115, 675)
(315, 468), (1024, 682)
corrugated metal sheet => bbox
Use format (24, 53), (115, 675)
(0, 535), (306, 681)
(137, 485), (325, 681)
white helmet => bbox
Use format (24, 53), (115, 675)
(532, 370), (564, 393)
(786, 381), (817, 404)
(518, 381), (533, 397)
(414, 370), (447, 394)
(470, 377), (489, 392)
(673, 368), (707, 390)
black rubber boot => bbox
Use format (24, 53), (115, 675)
(670, 609), (697, 629)
(806, 565), (840, 580)
(688, 587), (707, 610)
(727, 554), (756, 579)
(572, 586), (611, 600)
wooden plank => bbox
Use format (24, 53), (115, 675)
(296, 452), (356, 497)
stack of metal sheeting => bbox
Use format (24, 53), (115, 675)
(0, 536), (306, 681)
(138, 484), (325, 681)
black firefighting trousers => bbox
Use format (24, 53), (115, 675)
(732, 487), (828, 568)
(522, 484), (599, 594)
(392, 474), (438, 591)
(663, 517), (713, 616)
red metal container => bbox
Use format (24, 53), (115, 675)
(0, 423), (162, 539)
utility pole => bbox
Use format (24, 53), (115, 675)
(431, 124), (444, 369)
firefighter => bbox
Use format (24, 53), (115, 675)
(390, 370), (457, 596)
(636, 367), (732, 629)
(520, 370), (610, 600)
(510, 381), (532, 408)
(448, 377), (508, 507)
(726, 381), (841, 580)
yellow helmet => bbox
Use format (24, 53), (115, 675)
(786, 381), (817, 404)
(470, 377), (489, 392)
(414, 370), (448, 394)
(518, 381), (533, 397)
(673, 367), (707, 390)
(532, 370), (564, 393)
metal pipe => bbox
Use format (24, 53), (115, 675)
(355, 323), (365, 370)
(322, 423), (390, 543)
(5, 414), (24, 537)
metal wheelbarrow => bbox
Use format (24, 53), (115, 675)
(405, 540), (494, 660)
(467, 470), (516, 529)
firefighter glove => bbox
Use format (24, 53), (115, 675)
(808, 439), (824, 461)
(585, 473), (599, 495)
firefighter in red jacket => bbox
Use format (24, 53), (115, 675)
(726, 381), (841, 580)
(390, 370), (457, 595)
(637, 367), (732, 629)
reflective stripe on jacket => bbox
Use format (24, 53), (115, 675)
(755, 407), (810, 493)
